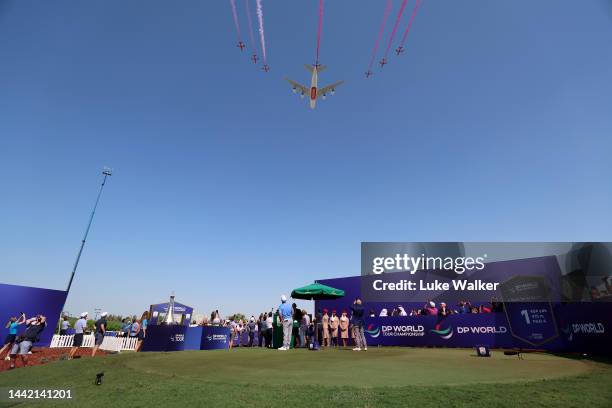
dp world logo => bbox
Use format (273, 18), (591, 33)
(365, 324), (380, 338)
(431, 324), (454, 340)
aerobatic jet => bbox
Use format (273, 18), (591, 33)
(237, 41), (246, 51)
(379, 58), (388, 67)
(251, 53), (259, 64)
(284, 64), (344, 109)
(395, 46), (404, 56)
(262, 64), (270, 72)
(365, 70), (373, 78)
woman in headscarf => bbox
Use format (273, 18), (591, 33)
(339, 310), (349, 348)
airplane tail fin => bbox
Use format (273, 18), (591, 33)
(304, 64), (327, 73)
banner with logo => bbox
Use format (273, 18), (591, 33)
(317, 242), (612, 353)
(358, 304), (610, 352)
(0, 283), (68, 347)
(141, 325), (230, 351)
(363, 314), (515, 348)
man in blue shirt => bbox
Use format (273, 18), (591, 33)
(278, 295), (293, 350)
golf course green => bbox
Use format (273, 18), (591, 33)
(1, 348), (610, 407)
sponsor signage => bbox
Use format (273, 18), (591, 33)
(142, 325), (231, 351)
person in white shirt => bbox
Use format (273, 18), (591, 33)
(69, 312), (88, 360)
(265, 312), (273, 348)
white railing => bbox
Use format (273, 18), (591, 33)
(50, 334), (138, 352)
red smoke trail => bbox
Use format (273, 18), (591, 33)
(383, 0), (409, 60)
(245, 0), (257, 52)
(367, 0), (393, 73)
(229, 0), (242, 41)
(256, 0), (267, 63)
(398, 0), (423, 50)
(315, 0), (324, 64)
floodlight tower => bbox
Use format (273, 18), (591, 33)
(65, 167), (112, 294)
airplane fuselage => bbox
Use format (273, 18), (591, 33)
(309, 67), (318, 109)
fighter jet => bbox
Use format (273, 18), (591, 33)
(284, 64), (344, 109)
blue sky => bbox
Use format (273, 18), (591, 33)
(1, 0), (611, 318)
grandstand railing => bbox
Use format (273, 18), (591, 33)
(50, 334), (138, 352)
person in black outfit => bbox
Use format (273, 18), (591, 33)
(292, 303), (302, 348)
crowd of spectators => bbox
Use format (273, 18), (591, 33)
(376, 299), (504, 318)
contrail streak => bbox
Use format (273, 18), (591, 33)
(316, 0), (324, 64)
(245, 0), (256, 51)
(256, 0), (267, 63)
(398, 0), (423, 50)
(368, 0), (393, 72)
(383, 0), (409, 60)
(229, 0), (242, 41)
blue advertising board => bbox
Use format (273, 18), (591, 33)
(142, 325), (230, 351)
(0, 283), (68, 347)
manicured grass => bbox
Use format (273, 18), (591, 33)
(0, 348), (610, 407)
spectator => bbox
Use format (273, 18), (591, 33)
(491, 298), (504, 313)
(369, 309), (376, 318)
(9, 315), (46, 369)
(438, 302), (451, 317)
(292, 304), (302, 348)
(423, 301), (438, 316)
(213, 310), (221, 325)
(264, 311), (273, 348)
(1, 312), (26, 360)
(121, 318), (132, 337)
(300, 310), (310, 348)
(379, 308), (388, 317)
(409, 309), (420, 316)
(278, 295), (293, 351)
(257, 314), (264, 347)
(470, 306), (479, 314)
(322, 309), (330, 347)
(339, 310), (349, 348)
(350, 298), (367, 351)
(397, 305), (408, 316)
(247, 316), (257, 347)
(457, 300), (471, 314)
(59, 315), (69, 335)
(306, 321), (315, 347)
(141, 311), (149, 340)
(329, 310), (339, 347)
(92, 312), (108, 357)
(315, 309), (323, 344)
(69, 312), (88, 360)
(479, 304), (492, 313)
(229, 319), (238, 349)
(136, 312), (148, 352)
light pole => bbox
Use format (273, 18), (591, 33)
(65, 168), (112, 294)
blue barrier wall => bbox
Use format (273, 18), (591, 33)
(0, 283), (68, 347)
(142, 325), (230, 351)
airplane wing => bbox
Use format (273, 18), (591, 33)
(284, 77), (309, 95)
(317, 80), (344, 99)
